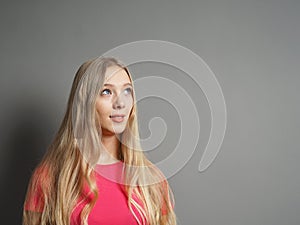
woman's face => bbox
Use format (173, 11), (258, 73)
(96, 66), (133, 136)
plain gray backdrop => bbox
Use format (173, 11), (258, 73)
(1, 0), (299, 224)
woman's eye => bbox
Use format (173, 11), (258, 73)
(101, 89), (111, 95)
(124, 88), (132, 95)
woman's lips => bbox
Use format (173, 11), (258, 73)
(109, 114), (125, 123)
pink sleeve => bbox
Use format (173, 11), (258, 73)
(24, 185), (44, 212)
(161, 180), (174, 215)
(161, 201), (168, 215)
(24, 169), (45, 212)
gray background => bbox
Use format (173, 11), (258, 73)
(1, 0), (299, 224)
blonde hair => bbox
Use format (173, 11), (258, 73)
(23, 57), (177, 225)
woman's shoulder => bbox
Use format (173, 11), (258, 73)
(24, 164), (51, 212)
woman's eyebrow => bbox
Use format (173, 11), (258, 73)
(103, 83), (132, 87)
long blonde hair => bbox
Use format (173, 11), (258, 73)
(23, 57), (177, 225)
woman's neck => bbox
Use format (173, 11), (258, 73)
(98, 134), (121, 164)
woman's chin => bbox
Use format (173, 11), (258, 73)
(101, 127), (125, 136)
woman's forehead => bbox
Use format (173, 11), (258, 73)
(104, 66), (131, 84)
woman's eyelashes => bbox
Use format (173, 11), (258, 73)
(100, 87), (132, 96)
(101, 88), (112, 95)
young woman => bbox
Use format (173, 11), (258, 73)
(23, 57), (177, 225)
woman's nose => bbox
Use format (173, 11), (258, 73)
(113, 95), (125, 109)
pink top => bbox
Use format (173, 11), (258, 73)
(25, 161), (169, 225)
(71, 161), (143, 225)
